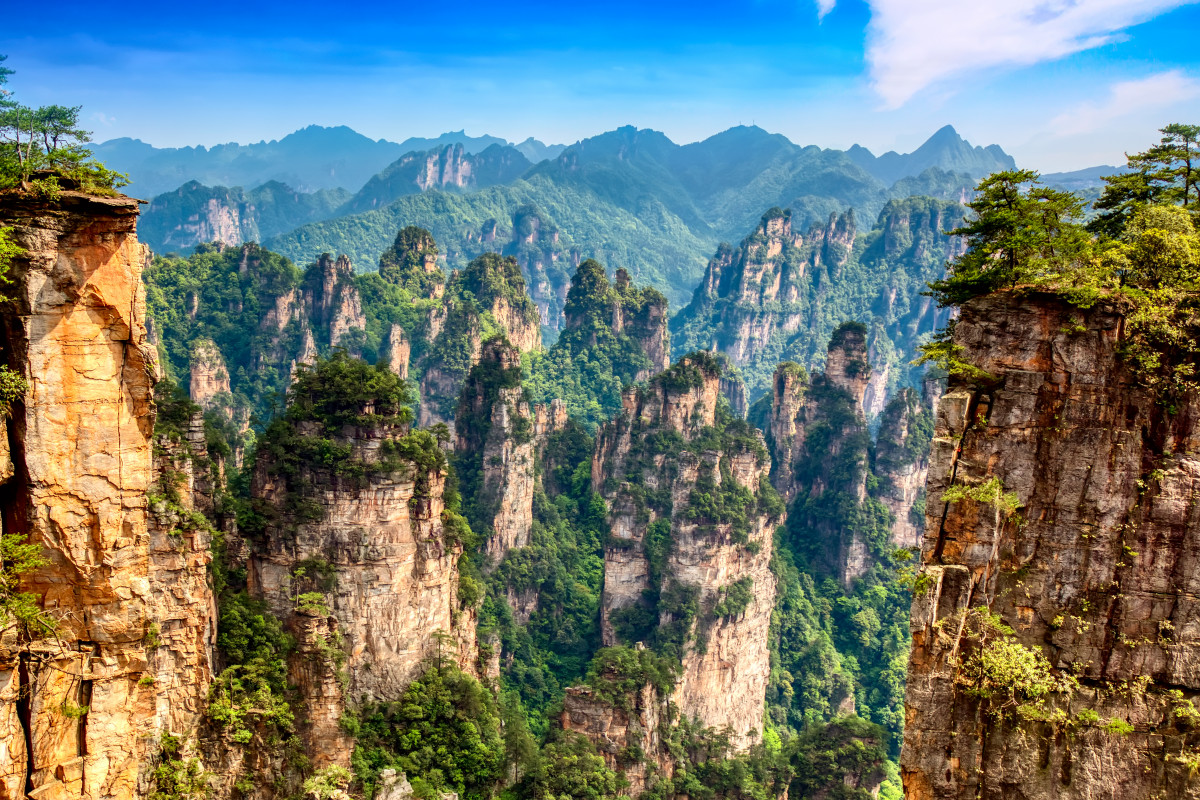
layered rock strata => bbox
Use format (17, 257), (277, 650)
(247, 417), (474, 766)
(901, 291), (1200, 800)
(591, 355), (780, 750)
(0, 193), (213, 800)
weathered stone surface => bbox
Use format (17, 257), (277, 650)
(561, 681), (673, 797)
(189, 338), (230, 410)
(875, 388), (932, 550)
(0, 193), (212, 800)
(305, 254), (365, 350)
(766, 332), (874, 586)
(383, 324), (410, 380)
(591, 356), (778, 752)
(247, 416), (475, 766)
(901, 290), (1200, 800)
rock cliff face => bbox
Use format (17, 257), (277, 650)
(610, 270), (670, 381)
(874, 388), (933, 550)
(247, 417), (475, 749)
(344, 144), (532, 216)
(455, 339), (568, 563)
(305, 254), (366, 350)
(560, 679), (673, 797)
(189, 338), (230, 409)
(591, 355), (780, 749)
(901, 291), (1200, 800)
(139, 180), (348, 255)
(417, 253), (541, 429)
(0, 193), (213, 800)
(672, 199), (961, 398)
(503, 205), (577, 332)
(382, 324), (410, 379)
(455, 340), (536, 561)
(766, 325), (878, 586)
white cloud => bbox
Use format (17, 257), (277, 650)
(866, 0), (1199, 108)
(815, 0), (837, 19)
(90, 111), (116, 127)
(1048, 70), (1200, 137)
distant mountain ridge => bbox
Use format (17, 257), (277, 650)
(846, 125), (1016, 185)
(135, 123), (1021, 318)
(95, 126), (567, 197)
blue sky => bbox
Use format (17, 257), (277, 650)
(4, 0), (1200, 171)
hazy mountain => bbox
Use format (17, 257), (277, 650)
(138, 180), (351, 255)
(1041, 164), (1127, 191)
(94, 126), (408, 197)
(513, 137), (567, 163)
(95, 127), (565, 198)
(341, 143), (533, 215)
(394, 130), (509, 154)
(846, 125), (1015, 185)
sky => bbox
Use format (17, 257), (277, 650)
(4, 0), (1200, 172)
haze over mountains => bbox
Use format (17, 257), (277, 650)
(120, 123), (1034, 313)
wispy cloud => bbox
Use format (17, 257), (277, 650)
(815, 0), (837, 20)
(1048, 70), (1200, 137)
(865, 0), (1199, 108)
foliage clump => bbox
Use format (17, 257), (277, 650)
(379, 225), (445, 297)
(525, 259), (668, 430)
(350, 660), (505, 800)
(0, 54), (127, 195)
(923, 124), (1200, 407)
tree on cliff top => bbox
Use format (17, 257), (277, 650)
(0, 54), (126, 195)
(1091, 123), (1200, 238)
(927, 169), (1091, 306)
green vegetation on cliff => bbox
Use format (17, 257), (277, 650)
(926, 124), (1200, 406)
(525, 259), (667, 429)
(0, 55), (126, 195)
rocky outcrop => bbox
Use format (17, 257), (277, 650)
(0, 193), (213, 800)
(503, 205), (576, 332)
(304, 254), (365, 350)
(416, 253), (541, 429)
(901, 291), (1200, 800)
(611, 269), (670, 381)
(455, 340), (568, 563)
(139, 180), (347, 255)
(189, 338), (230, 410)
(248, 418), (474, 726)
(591, 354), (780, 750)
(382, 324), (410, 379)
(874, 388), (932, 549)
(766, 326), (875, 586)
(824, 323), (870, 413)
(561, 678), (673, 797)
(345, 144), (532, 216)
(672, 198), (962, 398)
(455, 340), (536, 561)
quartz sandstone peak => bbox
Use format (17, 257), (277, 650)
(902, 290), (1200, 800)
(585, 354), (779, 756)
(0, 193), (214, 800)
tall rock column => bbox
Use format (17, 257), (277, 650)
(247, 413), (475, 768)
(0, 193), (212, 800)
(589, 354), (781, 750)
(902, 291), (1200, 800)
(874, 388), (934, 550)
(766, 323), (875, 586)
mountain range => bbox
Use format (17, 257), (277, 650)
(128, 124), (1015, 313)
